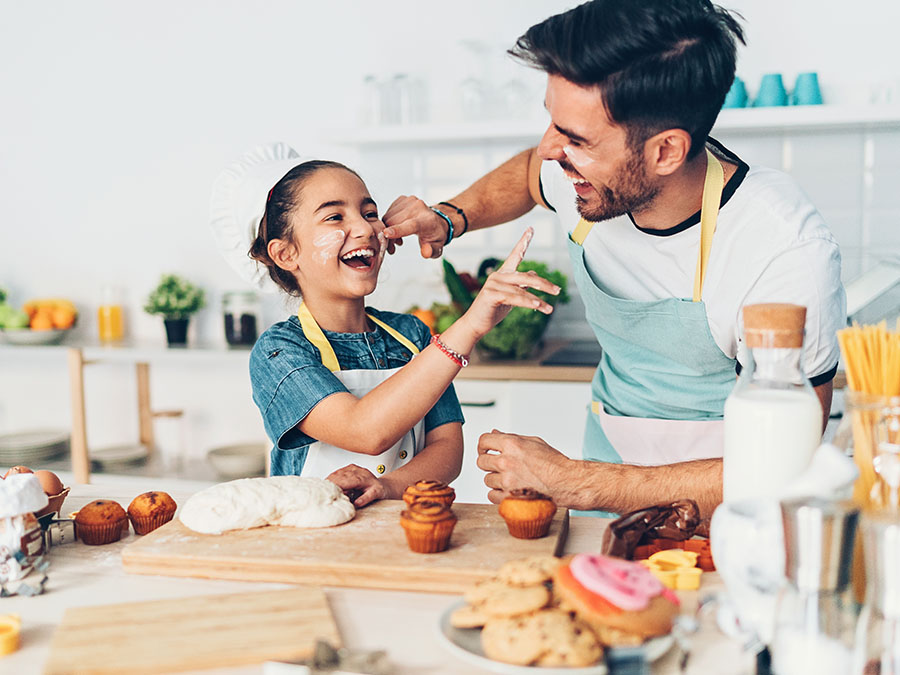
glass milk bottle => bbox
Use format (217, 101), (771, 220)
(723, 303), (822, 502)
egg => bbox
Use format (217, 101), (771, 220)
(34, 469), (64, 496)
(3, 465), (33, 479)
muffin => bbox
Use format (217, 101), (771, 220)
(498, 489), (557, 539)
(74, 499), (128, 545)
(127, 491), (177, 534)
(400, 499), (457, 553)
(402, 480), (456, 507)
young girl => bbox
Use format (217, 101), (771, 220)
(248, 159), (559, 507)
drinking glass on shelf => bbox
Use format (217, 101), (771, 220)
(97, 285), (124, 343)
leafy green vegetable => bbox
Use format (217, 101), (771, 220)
(478, 260), (569, 359)
(440, 257), (570, 360)
(442, 260), (474, 310)
(0, 287), (6, 303)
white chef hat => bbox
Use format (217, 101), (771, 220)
(209, 141), (308, 293)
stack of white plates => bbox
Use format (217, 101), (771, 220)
(0, 430), (70, 466)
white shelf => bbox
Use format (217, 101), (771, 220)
(326, 119), (545, 145)
(715, 104), (900, 133)
(0, 340), (252, 364)
(327, 104), (900, 146)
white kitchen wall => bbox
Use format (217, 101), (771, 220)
(2, 1), (899, 465)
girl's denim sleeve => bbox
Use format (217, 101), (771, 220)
(250, 339), (348, 450)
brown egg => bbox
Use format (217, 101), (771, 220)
(34, 469), (64, 495)
(3, 465), (33, 479)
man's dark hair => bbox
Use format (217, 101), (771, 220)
(509, 0), (745, 157)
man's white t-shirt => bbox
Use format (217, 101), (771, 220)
(539, 139), (845, 384)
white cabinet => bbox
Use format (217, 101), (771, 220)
(451, 379), (591, 503)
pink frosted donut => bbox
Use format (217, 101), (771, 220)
(569, 553), (664, 611)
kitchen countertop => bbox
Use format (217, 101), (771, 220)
(1, 338), (850, 387)
(2, 474), (753, 675)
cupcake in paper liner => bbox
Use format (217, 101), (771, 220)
(498, 488), (557, 539)
(127, 491), (177, 534)
(400, 500), (457, 553)
(402, 480), (456, 508)
(74, 500), (128, 545)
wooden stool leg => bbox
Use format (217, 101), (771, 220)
(136, 362), (154, 454)
(67, 348), (90, 484)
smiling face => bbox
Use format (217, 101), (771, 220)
(537, 75), (660, 223)
(272, 167), (385, 304)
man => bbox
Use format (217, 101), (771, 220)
(381, 0), (845, 518)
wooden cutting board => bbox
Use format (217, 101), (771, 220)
(123, 500), (569, 594)
(43, 586), (339, 675)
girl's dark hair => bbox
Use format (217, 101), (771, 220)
(509, 0), (745, 158)
(248, 160), (361, 295)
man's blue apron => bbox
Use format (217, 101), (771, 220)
(566, 149), (737, 516)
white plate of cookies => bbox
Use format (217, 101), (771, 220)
(435, 555), (675, 674)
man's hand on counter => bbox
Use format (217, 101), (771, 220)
(476, 430), (577, 506)
(477, 430), (724, 518)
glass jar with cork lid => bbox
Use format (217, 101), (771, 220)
(723, 303), (823, 502)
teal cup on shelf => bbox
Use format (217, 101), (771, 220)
(753, 73), (788, 107)
(790, 72), (823, 105)
(722, 77), (748, 108)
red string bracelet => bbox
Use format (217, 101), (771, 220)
(431, 334), (469, 367)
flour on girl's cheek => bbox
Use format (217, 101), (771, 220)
(311, 230), (347, 265)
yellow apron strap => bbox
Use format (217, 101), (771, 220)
(692, 149), (725, 303)
(297, 303), (340, 372)
(571, 147), (725, 304)
(570, 218), (594, 246)
(367, 314), (420, 355)
(297, 303), (421, 372)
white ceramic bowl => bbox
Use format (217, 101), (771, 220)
(207, 443), (267, 479)
(0, 328), (70, 346)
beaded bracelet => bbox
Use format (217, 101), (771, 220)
(429, 207), (455, 246)
(437, 201), (469, 236)
(430, 333), (469, 367)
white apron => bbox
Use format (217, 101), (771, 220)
(296, 303), (425, 479)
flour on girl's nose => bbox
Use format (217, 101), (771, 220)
(312, 230), (347, 264)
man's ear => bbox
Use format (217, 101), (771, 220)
(268, 238), (300, 272)
(645, 129), (692, 177)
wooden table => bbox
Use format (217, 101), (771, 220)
(2, 475), (753, 675)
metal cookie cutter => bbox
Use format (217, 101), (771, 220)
(263, 640), (391, 675)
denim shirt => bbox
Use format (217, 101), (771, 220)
(249, 307), (464, 475)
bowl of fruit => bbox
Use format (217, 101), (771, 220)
(0, 290), (78, 345)
(410, 257), (569, 360)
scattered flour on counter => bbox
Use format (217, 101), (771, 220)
(178, 476), (355, 534)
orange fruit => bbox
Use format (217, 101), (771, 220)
(30, 310), (54, 331)
(410, 308), (437, 334)
(51, 306), (76, 329)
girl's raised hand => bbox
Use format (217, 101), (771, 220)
(458, 228), (561, 340)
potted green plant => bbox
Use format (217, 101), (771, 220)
(143, 274), (205, 346)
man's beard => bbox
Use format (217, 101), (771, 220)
(566, 148), (660, 223)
